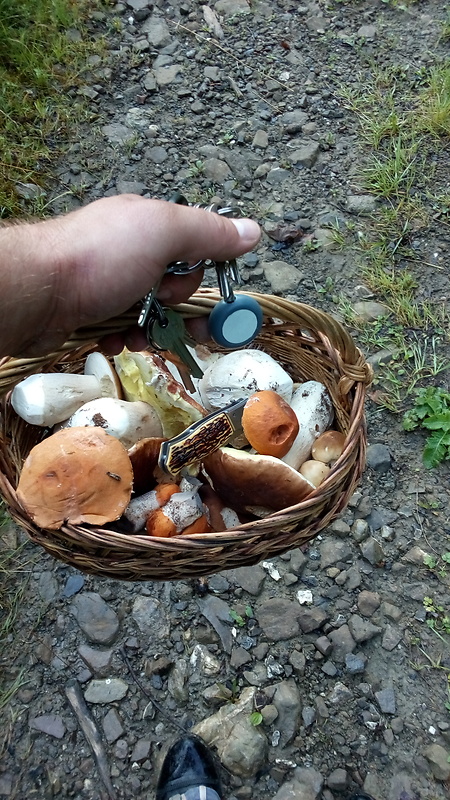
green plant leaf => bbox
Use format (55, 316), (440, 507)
(250, 711), (263, 726)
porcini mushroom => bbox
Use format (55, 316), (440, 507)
(16, 426), (133, 529)
(203, 447), (314, 514)
(198, 349), (293, 411)
(299, 460), (331, 487)
(11, 353), (121, 426)
(311, 430), (346, 464)
(242, 390), (299, 458)
(282, 381), (334, 470)
(65, 398), (163, 449)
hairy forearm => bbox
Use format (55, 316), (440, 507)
(0, 218), (70, 358)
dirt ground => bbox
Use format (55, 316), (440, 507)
(1, 1), (450, 799)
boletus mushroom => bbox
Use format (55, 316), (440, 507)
(242, 390), (299, 458)
(311, 430), (346, 464)
(203, 447), (314, 515)
(17, 427), (133, 529)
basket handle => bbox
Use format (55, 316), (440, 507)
(0, 289), (372, 397)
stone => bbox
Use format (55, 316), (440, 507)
(193, 687), (268, 778)
(289, 141), (320, 168)
(155, 64), (183, 86)
(215, 0), (250, 15)
(168, 659), (189, 703)
(360, 537), (385, 566)
(357, 24), (377, 39)
(328, 625), (356, 663)
(102, 123), (133, 145)
(70, 593), (120, 645)
(320, 538), (352, 569)
(132, 596), (169, 641)
(262, 260), (301, 294)
(280, 109), (309, 133)
(146, 146), (168, 164)
(204, 66), (221, 81)
(353, 301), (389, 323)
(375, 688), (396, 715)
(199, 596), (234, 653)
(222, 566), (266, 596)
(29, 715), (66, 738)
(141, 15), (171, 47)
(231, 647), (253, 668)
(357, 590), (381, 617)
(15, 181), (46, 200)
(302, 706), (316, 727)
(328, 682), (353, 706)
(130, 738), (151, 763)
(294, 767), (324, 799)
(315, 636), (332, 656)
(366, 443), (392, 472)
(202, 158), (231, 182)
(261, 704), (279, 724)
(348, 614), (381, 643)
(190, 644), (221, 676)
(423, 743), (450, 780)
(289, 650), (306, 675)
(257, 599), (300, 641)
(84, 678), (128, 704)
(321, 661), (338, 677)
(346, 195), (377, 214)
(289, 549), (308, 574)
(78, 645), (113, 677)
(62, 574), (84, 597)
(382, 624), (403, 651)
(265, 168), (291, 184)
(252, 130), (269, 148)
(327, 768), (348, 791)
(272, 679), (302, 746)
(143, 70), (157, 91)
(345, 652), (367, 674)
(38, 571), (58, 603)
(102, 708), (124, 743)
(381, 602), (402, 622)
(297, 606), (328, 633)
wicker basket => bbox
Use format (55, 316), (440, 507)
(0, 289), (372, 582)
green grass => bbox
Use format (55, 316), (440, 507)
(0, 0), (104, 217)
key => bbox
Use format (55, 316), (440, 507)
(138, 280), (162, 329)
(150, 308), (204, 379)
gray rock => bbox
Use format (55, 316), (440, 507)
(231, 647), (253, 668)
(345, 652), (367, 674)
(375, 688), (396, 715)
(423, 743), (450, 780)
(116, 179), (147, 195)
(199, 595), (234, 653)
(328, 682), (353, 706)
(290, 141), (320, 168)
(320, 538), (352, 569)
(154, 64), (183, 86)
(84, 678), (128, 703)
(257, 599), (300, 641)
(328, 624), (356, 662)
(321, 660), (338, 677)
(102, 708), (124, 743)
(252, 130), (269, 148)
(357, 24), (377, 39)
(222, 566), (266, 595)
(280, 110), (309, 133)
(382, 624), (403, 651)
(78, 645), (113, 677)
(71, 592), (120, 645)
(289, 650), (306, 675)
(146, 146), (168, 164)
(125, 107), (152, 129)
(327, 768), (348, 791)
(204, 66), (221, 81)
(143, 71), (157, 91)
(132, 596), (169, 641)
(265, 167), (291, 184)
(190, 644), (221, 677)
(346, 195), (377, 214)
(15, 182), (46, 200)
(302, 706), (316, 727)
(273, 679), (302, 746)
(29, 715), (66, 738)
(315, 636), (332, 656)
(346, 565), (362, 590)
(348, 614), (381, 643)
(193, 687), (267, 778)
(294, 767), (324, 799)
(357, 590), (381, 617)
(215, 0), (251, 15)
(360, 537), (385, 565)
(297, 606), (328, 633)
(262, 260), (301, 294)
(38, 571), (58, 603)
(353, 301), (389, 322)
(62, 574), (85, 598)
(381, 602), (402, 622)
(168, 659), (189, 703)
(102, 123), (133, 145)
(289, 548), (308, 574)
(130, 738), (151, 763)
(261, 704), (279, 724)
(202, 158), (231, 182)
(141, 15), (171, 47)
(366, 443), (392, 472)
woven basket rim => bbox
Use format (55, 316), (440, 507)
(0, 290), (371, 580)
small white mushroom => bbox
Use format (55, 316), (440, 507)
(11, 353), (121, 426)
(311, 430), (346, 464)
(65, 397), (163, 449)
(299, 460), (331, 487)
(198, 349), (293, 411)
(282, 381), (334, 470)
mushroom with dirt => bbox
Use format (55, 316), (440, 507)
(64, 397), (163, 449)
(241, 389), (299, 458)
(11, 352), (122, 426)
(16, 426), (133, 530)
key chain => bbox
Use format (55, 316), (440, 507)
(207, 261), (263, 349)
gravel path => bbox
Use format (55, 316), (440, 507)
(1, 2), (450, 799)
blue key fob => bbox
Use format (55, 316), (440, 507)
(208, 295), (263, 349)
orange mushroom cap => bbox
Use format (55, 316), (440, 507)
(242, 390), (299, 458)
(17, 427), (133, 530)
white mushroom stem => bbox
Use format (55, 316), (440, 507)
(282, 381), (334, 470)
(11, 353), (121, 426)
(65, 398), (163, 449)
(124, 489), (161, 533)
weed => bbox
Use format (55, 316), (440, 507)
(250, 711), (263, 726)
(188, 160), (205, 178)
(423, 552), (450, 580)
(403, 387), (450, 467)
(362, 135), (423, 198)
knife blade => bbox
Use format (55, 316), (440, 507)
(158, 397), (247, 475)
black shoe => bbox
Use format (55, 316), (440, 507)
(156, 734), (223, 800)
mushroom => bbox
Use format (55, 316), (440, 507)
(11, 352), (121, 426)
(311, 430), (346, 464)
(128, 437), (167, 496)
(16, 426), (133, 530)
(299, 460), (331, 487)
(114, 349), (207, 437)
(198, 349), (293, 411)
(65, 398), (163, 449)
(282, 381), (334, 470)
(242, 390), (299, 458)
(124, 482), (181, 533)
(199, 483), (241, 531)
(145, 483), (205, 536)
(203, 447), (314, 514)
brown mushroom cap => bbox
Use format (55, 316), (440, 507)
(242, 390), (299, 458)
(17, 426), (133, 530)
(311, 430), (346, 464)
(128, 437), (167, 496)
(203, 447), (314, 514)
